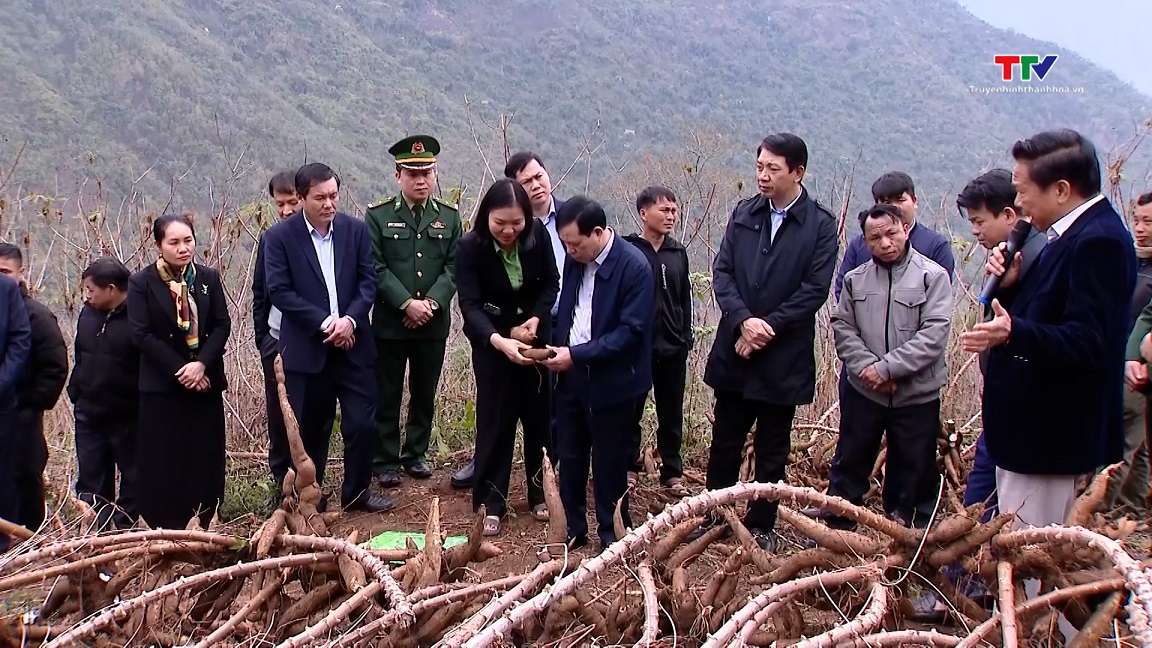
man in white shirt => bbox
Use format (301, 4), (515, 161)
(962, 129), (1135, 642)
(543, 196), (654, 550)
(253, 170), (331, 508)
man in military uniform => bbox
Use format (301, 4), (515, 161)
(366, 135), (462, 487)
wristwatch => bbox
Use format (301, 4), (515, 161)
(429, 299), (440, 311)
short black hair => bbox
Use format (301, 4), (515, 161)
(504, 151), (545, 179)
(471, 178), (537, 249)
(0, 242), (21, 266)
(1011, 129), (1102, 198)
(81, 257), (131, 291)
(1137, 191), (1152, 207)
(957, 169), (1017, 218)
(858, 203), (904, 231)
(295, 162), (341, 199)
(555, 195), (607, 236)
(636, 186), (677, 213)
(871, 171), (916, 202)
(268, 170), (298, 197)
(756, 133), (808, 172)
(153, 212), (196, 244)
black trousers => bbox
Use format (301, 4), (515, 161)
(0, 404), (15, 552)
(705, 392), (795, 532)
(373, 338), (447, 473)
(628, 353), (688, 482)
(284, 348), (377, 506)
(471, 346), (551, 517)
(14, 408), (49, 531)
(555, 370), (633, 546)
(827, 383), (940, 525)
(74, 407), (138, 528)
(261, 352), (333, 490)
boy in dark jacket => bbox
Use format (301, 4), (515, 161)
(624, 187), (693, 497)
(67, 257), (139, 529)
(0, 244), (68, 532)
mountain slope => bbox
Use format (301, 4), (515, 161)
(0, 0), (1147, 209)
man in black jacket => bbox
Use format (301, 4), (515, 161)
(67, 257), (139, 529)
(252, 170), (334, 508)
(624, 186), (693, 497)
(0, 244), (68, 532)
(695, 133), (839, 551)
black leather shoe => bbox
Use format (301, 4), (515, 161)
(567, 534), (589, 550)
(405, 461), (433, 479)
(748, 528), (777, 553)
(377, 470), (403, 488)
(344, 494), (396, 513)
(451, 460), (475, 489)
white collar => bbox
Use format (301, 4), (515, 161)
(593, 229), (615, 266)
(1048, 193), (1104, 240)
(305, 214), (333, 238)
(769, 189), (802, 214)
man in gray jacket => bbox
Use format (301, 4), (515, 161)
(815, 204), (952, 529)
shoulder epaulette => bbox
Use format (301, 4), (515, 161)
(812, 199), (835, 218)
(433, 196), (459, 210)
(367, 197), (393, 210)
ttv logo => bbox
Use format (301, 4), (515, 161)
(994, 55), (1059, 81)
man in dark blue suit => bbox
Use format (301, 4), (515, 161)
(452, 151), (567, 489)
(963, 132), (1134, 637)
(0, 272), (32, 551)
(542, 196), (654, 549)
(263, 163), (393, 513)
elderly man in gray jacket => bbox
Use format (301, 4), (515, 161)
(809, 204), (952, 530)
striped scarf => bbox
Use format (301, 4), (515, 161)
(156, 258), (199, 350)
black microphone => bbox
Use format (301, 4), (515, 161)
(978, 219), (1032, 306)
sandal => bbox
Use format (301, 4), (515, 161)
(483, 515), (501, 537)
(531, 504), (549, 521)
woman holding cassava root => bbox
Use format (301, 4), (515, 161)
(127, 212), (231, 529)
(455, 178), (560, 536)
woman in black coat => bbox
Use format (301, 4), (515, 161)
(128, 212), (232, 529)
(456, 178), (560, 536)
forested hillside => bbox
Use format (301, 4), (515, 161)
(0, 0), (1148, 212)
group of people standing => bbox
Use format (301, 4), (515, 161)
(0, 125), (1146, 599)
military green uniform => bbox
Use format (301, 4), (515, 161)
(366, 135), (462, 477)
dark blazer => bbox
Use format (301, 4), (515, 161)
(127, 263), (231, 394)
(456, 219), (560, 346)
(263, 212), (377, 374)
(704, 187), (839, 405)
(555, 232), (654, 407)
(984, 198), (1136, 475)
(251, 234), (278, 360)
(0, 273), (31, 411)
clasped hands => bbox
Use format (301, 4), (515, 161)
(176, 361), (210, 392)
(959, 242), (1017, 354)
(324, 315), (356, 350)
(735, 317), (774, 358)
(859, 364), (897, 394)
(403, 299), (437, 329)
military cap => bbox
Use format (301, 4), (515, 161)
(389, 135), (439, 170)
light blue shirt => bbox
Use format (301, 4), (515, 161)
(768, 191), (802, 243)
(305, 217), (342, 332)
(540, 196), (565, 317)
(569, 230), (615, 346)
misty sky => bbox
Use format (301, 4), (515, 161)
(958, 0), (1150, 96)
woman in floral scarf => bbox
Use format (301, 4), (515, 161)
(127, 212), (232, 529)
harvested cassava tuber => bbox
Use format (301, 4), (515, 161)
(518, 347), (555, 361)
(509, 325), (535, 344)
